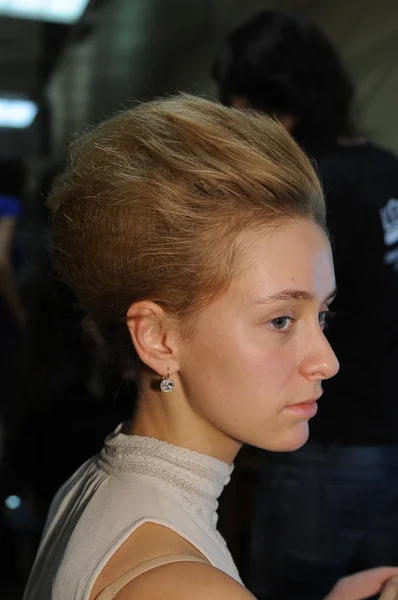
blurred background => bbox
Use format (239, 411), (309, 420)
(0, 0), (397, 597)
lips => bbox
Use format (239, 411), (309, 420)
(285, 401), (318, 418)
(285, 393), (322, 419)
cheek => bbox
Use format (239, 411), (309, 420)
(185, 318), (298, 401)
(239, 322), (298, 376)
(243, 338), (298, 403)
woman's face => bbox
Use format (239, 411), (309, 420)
(178, 218), (339, 452)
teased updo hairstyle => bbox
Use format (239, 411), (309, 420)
(49, 94), (325, 375)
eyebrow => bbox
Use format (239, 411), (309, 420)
(256, 288), (337, 305)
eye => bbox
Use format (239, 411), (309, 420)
(319, 310), (336, 330)
(269, 316), (293, 332)
(319, 310), (335, 329)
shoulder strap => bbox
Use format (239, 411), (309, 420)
(96, 554), (210, 599)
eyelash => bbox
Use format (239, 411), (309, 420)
(269, 311), (336, 334)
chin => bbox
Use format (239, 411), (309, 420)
(258, 422), (310, 453)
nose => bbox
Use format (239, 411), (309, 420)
(300, 329), (340, 383)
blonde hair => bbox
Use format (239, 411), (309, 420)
(49, 94), (324, 364)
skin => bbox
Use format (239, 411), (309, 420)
(90, 219), (398, 599)
(230, 95), (297, 133)
(0, 216), (26, 327)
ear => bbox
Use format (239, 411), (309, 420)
(275, 113), (297, 133)
(126, 300), (179, 377)
(230, 95), (249, 110)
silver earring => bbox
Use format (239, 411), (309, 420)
(160, 367), (174, 393)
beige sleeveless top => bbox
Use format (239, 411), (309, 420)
(24, 425), (242, 599)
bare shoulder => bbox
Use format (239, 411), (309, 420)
(115, 561), (255, 599)
(90, 522), (225, 599)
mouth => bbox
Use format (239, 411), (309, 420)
(284, 394), (322, 419)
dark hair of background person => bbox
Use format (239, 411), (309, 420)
(212, 10), (356, 151)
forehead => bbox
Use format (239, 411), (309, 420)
(235, 220), (334, 299)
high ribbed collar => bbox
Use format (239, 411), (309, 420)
(99, 424), (233, 514)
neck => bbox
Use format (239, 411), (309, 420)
(129, 377), (242, 466)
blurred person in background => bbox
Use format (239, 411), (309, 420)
(0, 160), (26, 434)
(0, 160), (27, 590)
(213, 10), (398, 600)
(0, 166), (131, 591)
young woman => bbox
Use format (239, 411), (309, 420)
(23, 95), (398, 600)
